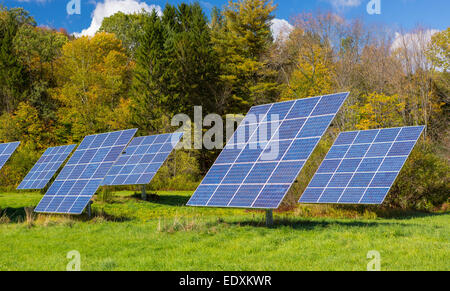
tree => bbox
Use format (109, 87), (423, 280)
(0, 6), (35, 113)
(426, 28), (449, 72)
(211, 0), (281, 114)
(131, 3), (220, 134)
(351, 92), (406, 130)
(163, 3), (220, 115)
(130, 10), (166, 133)
(52, 32), (132, 141)
(99, 11), (153, 57)
(281, 38), (334, 100)
(13, 25), (68, 120)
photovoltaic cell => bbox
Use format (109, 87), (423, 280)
(299, 126), (425, 205)
(34, 129), (137, 214)
(187, 92), (349, 209)
(0, 142), (20, 170)
(103, 133), (183, 186)
(17, 144), (76, 190)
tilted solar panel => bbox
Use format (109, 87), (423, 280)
(17, 144), (76, 190)
(0, 142), (20, 170)
(103, 132), (183, 186)
(35, 129), (137, 214)
(299, 126), (425, 204)
(187, 92), (350, 209)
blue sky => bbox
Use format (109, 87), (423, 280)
(1, 0), (449, 36)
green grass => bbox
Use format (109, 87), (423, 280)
(0, 190), (448, 271)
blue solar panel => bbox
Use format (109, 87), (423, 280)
(17, 144), (76, 190)
(0, 142), (20, 170)
(103, 133), (183, 186)
(299, 126), (425, 205)
(35, 129), (137, 214)
(187, 92), (349, 209)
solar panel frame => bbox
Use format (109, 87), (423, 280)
(34, 129), (137, 214)
(0, 142), (20, 170)
(102, 132), (184, 186)
(299, 126), (425, 205)
(187, 92), (350, 209)
(17, 144), (77, 190)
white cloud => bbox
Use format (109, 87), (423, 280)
(271, 19), (293, 42)
(391, 29), (439, 51)
(327, 0), (362, 10)
(74, 0), (162, 37)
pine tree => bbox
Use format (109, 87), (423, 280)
(0, 7), (34, 113)
(130, 10), (166, 133)
(212, 0), (281, 114)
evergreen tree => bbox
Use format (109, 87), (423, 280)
(212, 0), (281, 114)
(130, 10), (166, 133)
(0, 6), (34, 113)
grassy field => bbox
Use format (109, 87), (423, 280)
(0, 190), (448, 271)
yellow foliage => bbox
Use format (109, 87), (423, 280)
(282, 42), (334, 100)
(52, 32), (132, 139)
(351, 92), (406, 130)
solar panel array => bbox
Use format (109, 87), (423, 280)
(0, 142), (20, 170)
(187, 92), (349, 209)
(299, 126), (425, 205)
(103, 132), (183, 186)
(35, 129), (137, 214)
(17, 145), (76, 190)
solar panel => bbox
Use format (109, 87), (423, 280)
(34, 129), (137, 214)
(103, 132), (184, 186)
(0, 142), (20, 170)
(187, 92), (350, 209)
(299, 126), (425, 205)
(17, 145), (77, 190)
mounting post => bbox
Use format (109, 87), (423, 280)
(265, 210), (273, 227)
(141, 185), (147, 201)
(87, 201), (93, 219)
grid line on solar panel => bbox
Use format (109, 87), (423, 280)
(299, 126), (424, 205)
(0, 142), (20, 170)
(17, 144), (77, 190)
(187, 92), (350, 209)
(34, 129), (137, 214)
(103, 132), (183, 186)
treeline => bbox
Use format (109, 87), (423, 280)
(0, 1), (448, 210)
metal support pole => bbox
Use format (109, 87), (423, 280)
(87, 201), (93, 219)
(265, 210), (273, 227)
(141, 185), (147, 201)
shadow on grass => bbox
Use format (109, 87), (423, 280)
(371, 209), (449, 220)
(125, 193), (190, 207)
(228, 218), (409, 230)
(0, 207), (132, 224)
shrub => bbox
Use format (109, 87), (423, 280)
(149, 150), (201, 191)
(0, 142), (41, 190)
(384, 142), (450, 210)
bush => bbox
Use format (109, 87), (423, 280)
(384, 142), (450, 210)
(284, 137), (449, 212)
(0, 142), (41, 190)
(149, 150), (201, 191)
(282, 137), (333, 209)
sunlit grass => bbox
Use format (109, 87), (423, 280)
(0, 191), (448, 271)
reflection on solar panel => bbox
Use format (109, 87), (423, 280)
(0, 142), (20, 170)
(35, 129), (137, 214)
(187, 92), (349, 209)
(17, 145), (76, 190)
(103, 132), (183, 186)
(299, 126), (425, 205)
